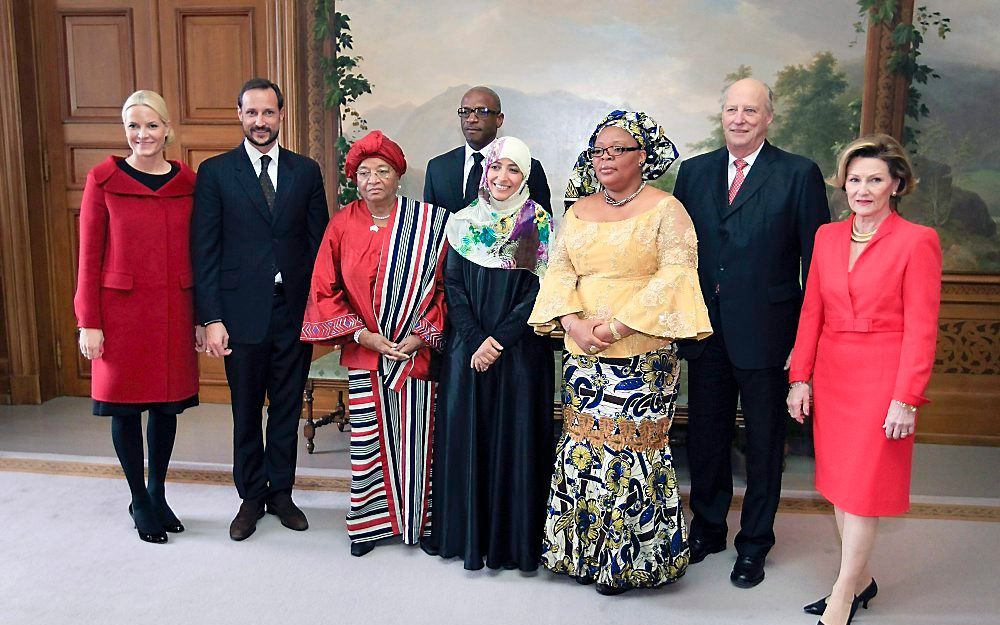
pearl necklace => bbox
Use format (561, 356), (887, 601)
(604, 181), (646, 207)
(368, 209), (391, 232)
(851, 220), (877, 243)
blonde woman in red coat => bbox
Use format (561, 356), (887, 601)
(786, 134), (941, 625)
(75, 90), (204, 544)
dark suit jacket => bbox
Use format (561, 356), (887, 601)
(672, 140), (830, 369)
(423, 145), (552, 213)
(191, 144), (329, 344)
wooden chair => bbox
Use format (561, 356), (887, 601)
(301, 350), (349, 454)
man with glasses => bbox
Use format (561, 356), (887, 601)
(424, 86), (551, 213)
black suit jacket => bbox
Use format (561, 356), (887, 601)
(423, 145), (552, 213)
(672, 140), (830, 369)
(191, 145), (329, 343)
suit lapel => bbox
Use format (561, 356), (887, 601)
(273, 150), (298, 223)
(709, 148), (728, 219)
(721, 140), (776, 222)
(449, 146), (466, 209)
(234, 145), (272, 222)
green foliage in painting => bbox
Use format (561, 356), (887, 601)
(315, 1), (373, 205)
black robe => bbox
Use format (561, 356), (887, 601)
(426, 248), (555, 570)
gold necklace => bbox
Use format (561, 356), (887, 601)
(851, 220), (876, 243)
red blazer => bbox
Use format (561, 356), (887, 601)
(74, 156), (200, 403)
(789, 211), (942, 406)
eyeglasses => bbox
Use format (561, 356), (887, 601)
(356, 167), (393, 181)
(457, 107), (499, 119)
(588, 145), (642, 159)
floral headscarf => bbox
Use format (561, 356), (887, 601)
(565, 110), (679, 200)
(445, 137), (550, 277)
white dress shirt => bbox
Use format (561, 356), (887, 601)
(727, 141), (765, 188)
(244, 139), (282, 283)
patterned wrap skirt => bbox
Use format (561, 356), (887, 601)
(541, 345), (689, 589)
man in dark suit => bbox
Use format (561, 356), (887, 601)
(673, 78), (830, 588)
(192, 78), (329, 541)
(424, 86), (551, 212)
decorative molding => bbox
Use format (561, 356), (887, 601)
(935, 321), (997, 375)
(0, 0), (41, 403)
(304, 0), (325, 165)
(859, 0), (914, 139)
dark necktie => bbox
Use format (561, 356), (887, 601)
(464, 152), (484, 204)
(259, 154), (276, 212)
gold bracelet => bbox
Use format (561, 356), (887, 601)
(789, 381), (810, 390)
(609, 320), (622, 341)
(893, 400), (917, 414)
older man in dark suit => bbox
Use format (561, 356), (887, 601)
(192, 78), (329, 541)
(673, 78), (830, 588)
(424, 86), (550, 213)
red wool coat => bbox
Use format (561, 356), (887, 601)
(74, 156), (200, 403)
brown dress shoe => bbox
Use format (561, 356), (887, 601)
(229, 499), (265, 541)
(265, 492), (308, 531)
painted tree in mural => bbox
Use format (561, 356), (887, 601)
(770, 52), (855, 178)
(685, 64), (753, 156)
(315, 2), (372, 205)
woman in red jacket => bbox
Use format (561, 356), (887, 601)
(75, 90), (203, 544)
(786, 134), (941, 625)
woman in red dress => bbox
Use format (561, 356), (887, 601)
(75, 90), (203, 544)
(301, 131), (448, 557)
(787, 134), (941, 625)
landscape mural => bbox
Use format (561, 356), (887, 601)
(341, 0), (999, 273)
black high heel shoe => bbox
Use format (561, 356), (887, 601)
(804, 578), (877, 615)
(818, 595), (860, 625)
(151, 500), (185, 533)
(128, 504), (168, 544)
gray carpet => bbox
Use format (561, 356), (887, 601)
(1, 470), (997, 625)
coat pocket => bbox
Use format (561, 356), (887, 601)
(101, 271), (134, 291)
(767, 281), (800, 303)
(220, 269), (241, 290)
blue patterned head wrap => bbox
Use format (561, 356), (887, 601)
(566, 110), (679, 200)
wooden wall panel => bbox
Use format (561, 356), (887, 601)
(919, 276), (1000, 445)
(59, 12), (135, 119)
(177, 11), (255, 123)
(66, 144), (130, 188)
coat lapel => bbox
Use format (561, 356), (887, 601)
(709, 148), (728, 219)
(272, 150), (298, 222)
(233, 145), (272, 222)
(449, 146), (467, 209)
(720, 140), (776, 222)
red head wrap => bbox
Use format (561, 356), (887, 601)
(344, 130), (407, 182)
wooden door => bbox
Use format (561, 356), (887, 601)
(35, 0), (276, 401)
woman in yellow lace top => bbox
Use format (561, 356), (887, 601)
(528, 110), (711, 596)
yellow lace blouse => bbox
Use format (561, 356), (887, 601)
(527, 195), (712, 358)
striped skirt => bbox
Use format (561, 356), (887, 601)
(346, 369), (435, 544)
(541, 346), (689, 589)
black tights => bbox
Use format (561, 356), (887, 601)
(111, 409), (179, 532)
